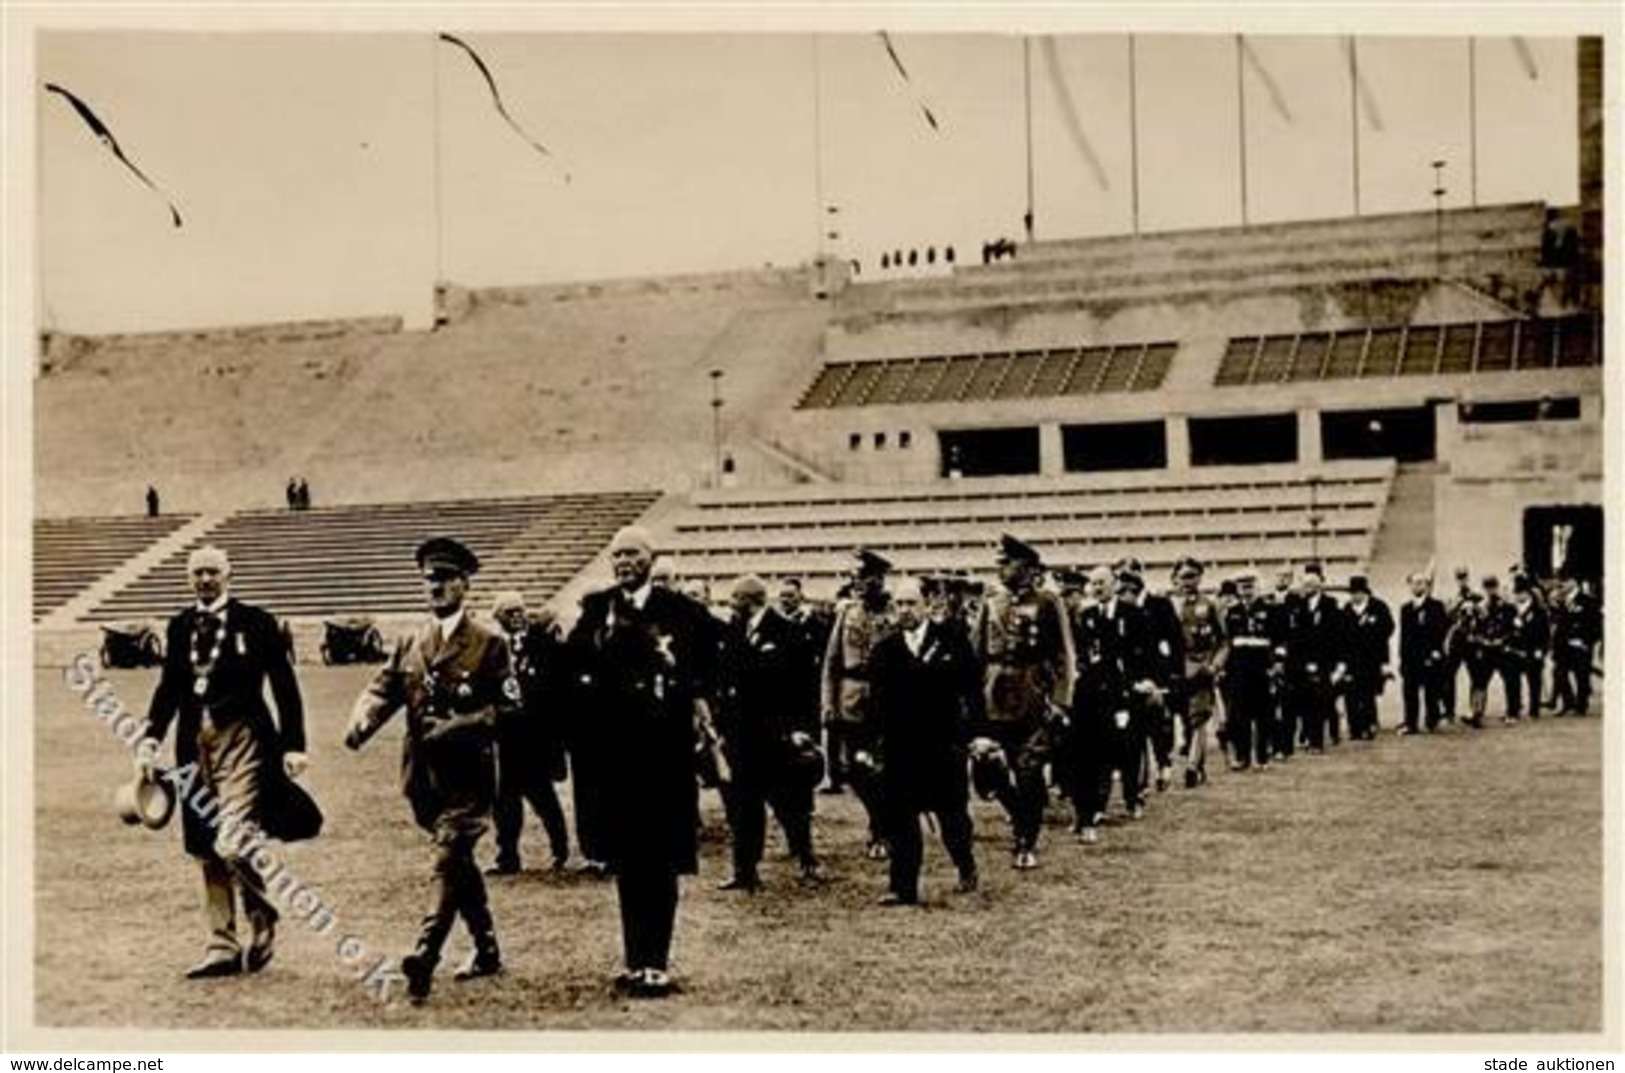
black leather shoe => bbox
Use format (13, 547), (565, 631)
(184, 954), (242, 980)
(954, 872), (979, 894)
(632, 969), (675, 998)
(453, 950), (502, 981)
(401, 953), (435, 1004)
(485, 857), (520, 876)
(799, 861), (828, 885)
(717, 874), (761, 892)
(877, 891), (917, 906)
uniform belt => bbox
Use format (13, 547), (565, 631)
(1231, 637), (1271, 649)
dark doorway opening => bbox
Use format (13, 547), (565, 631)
(1523, 505), (1603, 585)
(1321, 406), (1437, 462)
(939, 427), (1041, 478)
(1063, 421), (1168, 472)
(1189, 413), (1298, 466)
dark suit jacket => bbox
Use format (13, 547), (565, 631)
(869, 619), (982, 812)
(504, 620), (568, 780)
(1399, 596), (1449, 676)
(718, 607), (812, 769)
(142, 598), (313, 857)
(348, 614), (515, 832)
(1289, 593), (1345, 680)
(1507, 598), (1551, 663)
(1072, 599), (1155, 717)
(1343, 597), (1395, 684)
(567, 584), (717, 875)
(1139, 592), (1186, 689)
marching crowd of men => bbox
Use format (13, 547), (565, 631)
(131, 528), (1602, 1004)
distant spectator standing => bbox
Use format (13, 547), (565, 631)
(285, 479), (298, 511)
(146, 485), (160, 517)
(295, 478), (311, 511)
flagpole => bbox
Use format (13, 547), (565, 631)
(812, 34), (827, 283)
(1023, 36), (1035, 242)
(432, 34), (444, 293)
(1236, 34), (1249, 227)
(1128, 34), (1141, 236)
(1468, 37), (1479, 207)
(1348, 36), (1362, 216)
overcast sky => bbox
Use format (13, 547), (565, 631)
(35, 29), (1579, 333)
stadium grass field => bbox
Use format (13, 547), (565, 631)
(34, 663), (1602, 1034)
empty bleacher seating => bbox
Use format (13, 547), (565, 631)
(84, 491), (660, 622)
(797, 341), (1176, 410)
(654, 461), (1395, 596)
(33, 514), (197, 622)
(1215, 313), (1600, 387)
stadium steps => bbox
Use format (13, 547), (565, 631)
(652, 460), (1396, 598)
(33, 513), (210, 626)
(1366, 462), (1441, 596)
(81, 491), (661, 622)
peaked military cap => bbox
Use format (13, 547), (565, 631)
(417, 536), (480, 576)
(997, 533), (1043, 568)
(853, 548), (893, 575)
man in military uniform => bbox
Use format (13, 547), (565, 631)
(1288, 562), (1345, 752)
(820, 548), (897, 856)
(1507, 573), (1551, 720)
(1341, 574), (1394, 741)
(1463, 575), (1516, 726)
(869, 577), (982, 904)
(137, 545), (317, 979)
(344, 537), (515, 1003)
(1441, 566), (1477, 722)
(1398, 570), (1450, 734)
(971, 535), (1074, 868)
(1551, 575), (1600, 716)
(1218, 570), (1281, 771)
(716, 575), (821, 891)
(487, 591), (571, 874)
(565, 525), (718, 998)
(1171, 558), (1227, 788)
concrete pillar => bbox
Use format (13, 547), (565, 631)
(1297, 408), (1322, 464)
(1039, 422), (1065, 476)
(1166, 414), (1190, 470)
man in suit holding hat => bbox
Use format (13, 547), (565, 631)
(488, 590), (571, 874)
(821, 547), (897, 857)
(345, 536), (516, 1003)
(565, 524), (718, 997)
(1341, 573), (1394, 741)
(716, 574), (822, 891)
(971, 534), (1074, 869)
(137, 544), (315, 979)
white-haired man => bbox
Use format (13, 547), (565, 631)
(138, 545), (317, 979)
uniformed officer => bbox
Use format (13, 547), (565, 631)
(137, 544), (317, 979)
(1507, 573), (1550, 721)
(487, 590), (571, 874)
(1218, 570), (1281, 771)
(1288, 562), (1346, 752)
(971, 534), (1075, 868)
(1171, 557), (1227, 788)
(1550, 575), (1600, 716)
(1341, 574), (1394, 741)
(1069, 565), (1152, 842)
(716, 575), (822, 891)
(1463, 575), (1515, 726)
(868, 576), (982, 904)
(345, 537), (515, 1003)
(820, 548), (897, 857)
(1398, 570), (1450, 734)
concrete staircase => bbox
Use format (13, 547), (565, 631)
(1367, 461), (1439, 596)
(39, 512), (224, 630)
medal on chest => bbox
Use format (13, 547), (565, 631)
(191, 614), (227, 697)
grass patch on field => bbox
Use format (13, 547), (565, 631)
(33, 665), (1602, 1033)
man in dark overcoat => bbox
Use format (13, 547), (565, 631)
(1398, 570), (1450, 734)
(1341, 574), (1394, 741)
(488, 590), (571, 873)
(566, 525), (717, 998)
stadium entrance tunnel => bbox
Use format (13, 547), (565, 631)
(1063, 421), (1168, 473)
(1321, 406), (1437, 462)
(1524, 505), (1603, 584)
(939, 427), (1041, 478)
(1188, 413), (1297, 467)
